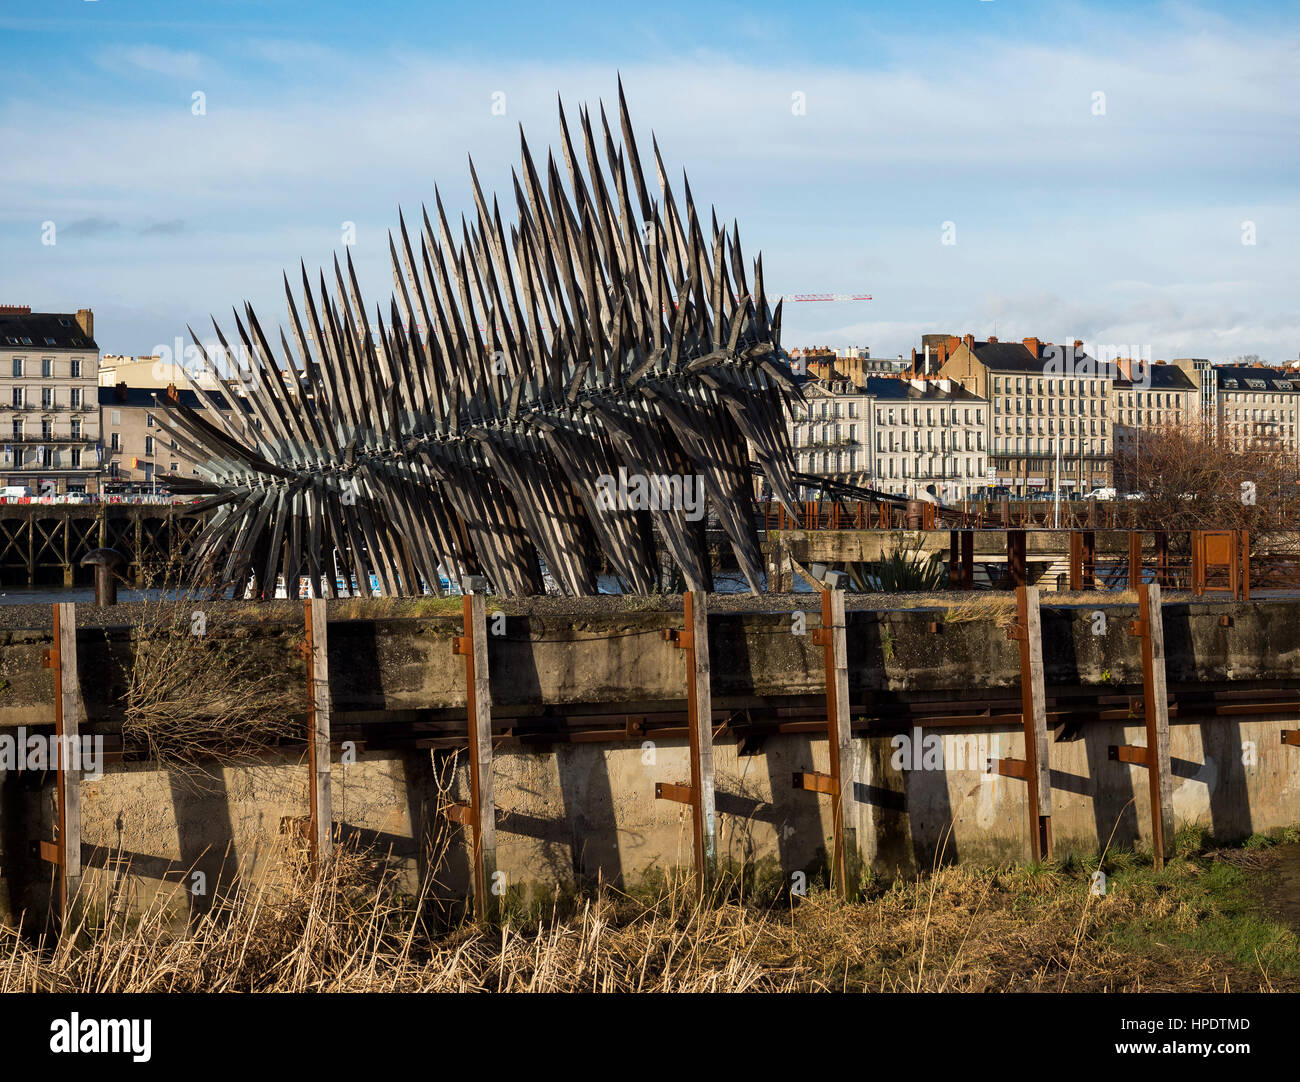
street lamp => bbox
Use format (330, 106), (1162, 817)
(149, 392), (156, 498)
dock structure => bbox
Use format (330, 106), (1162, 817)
(2, 591), (1298, 925)
(0, 503), (205, 587)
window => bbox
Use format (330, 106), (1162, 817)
(71, 420), (81, 439)
(111, 410), (121, 426)
(146, 413), (155, 428)
(41, 358), (53, 378)
(11, 358), (21, 377)
(10, 388), (21, 408)
(41, 421), (52, 440)
(41, 388), (54, 409)
(71, 449), (81, 468)
(144, 435), (154, 455)
(11, 420), (21, 440)
(70, 360), (81, 378)
(70, 388), (81, 409)
(110, 432), (120, 451)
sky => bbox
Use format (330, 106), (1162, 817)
(1, 0), (1296, 364)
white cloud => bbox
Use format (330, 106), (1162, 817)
(105, 44), (203, 80)
(2, 15), (1297, 360)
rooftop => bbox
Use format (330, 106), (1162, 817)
(0, 307), (98, 352)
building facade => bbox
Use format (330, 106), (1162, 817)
(790, 377), (872, 480)
(1208, 364), (1300, 453)
(788, 374), (988, 499)
(0, 306), (102, 494)
(1110, 361), (1197, 490)
(864, 377), (986, 500)
(100, 383), (230, 486)
(936, 334), (1113, 496)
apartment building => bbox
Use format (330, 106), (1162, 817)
(1208, 364), (1300, 452)
(100, 383), (232, 486)
(790, 377), (872, 480)
(866, 377), (987, 500)
(1110, 361), (1197, 489)
(0, 305), (101, 494)
(936, 334), (1112, 496)
(788, 374), (988, 499)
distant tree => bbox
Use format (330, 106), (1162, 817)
(1230, 353), (1263, 365)
(1116, 423), (1298, 535)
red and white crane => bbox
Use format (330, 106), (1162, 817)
(776, 293), (872, 303)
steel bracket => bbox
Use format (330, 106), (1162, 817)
(987, 757), (1029, 780)
(654, 781), (694, 805)
(792, 770), (838, 795)
(661, 628), (693, 650)
(1109, 743), (1152, 766)
(442, 801), (474, 826)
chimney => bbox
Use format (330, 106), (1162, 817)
(946, 335), (960, 354)
(962, 333), (975, 349)
(987, 335), (998, 343)
(0, 304), (32, 316)
(114, 381), (127, 403)
(75, 308), (94, 338)
(1023, 337), (1041, 357)
(924, 344), (931, 375)
(1073, 339), (1083, 349)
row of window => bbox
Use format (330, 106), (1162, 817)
(1114, 409), (1183, 427)
(9, 358), (86, 378)
(876, 432), (984, 452)
(1116, 391), (1183, 407)
(995, 396), (1105, 417)
(107, 433), (170, 453)
(10, 420), (87, 440)
(3, 447), (85, 467)
(794, 450), (987, 478)
(9, 388), (86, 409)
(991, 376), (1108, 396)
(876, 407), (985, 426)
(992, 437), (1108, 455)
(994, 417), (1103, 436)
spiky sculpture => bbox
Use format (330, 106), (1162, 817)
(155, 84), (802, 599)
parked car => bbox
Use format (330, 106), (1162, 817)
(1083, 487), (1116, 500)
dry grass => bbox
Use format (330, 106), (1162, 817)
(930, 595), (1017, 624)
(3, 836), (1295, 992)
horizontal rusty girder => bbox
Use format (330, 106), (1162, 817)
(791, 770), (837, 795)
(1109, 744), (1152, 766)
(987, 757), (1030, 780)
(654, 781), (694, 805)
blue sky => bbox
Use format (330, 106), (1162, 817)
(1, 0), (1296, 362)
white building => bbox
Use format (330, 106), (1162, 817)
(788, 375), (988, 500)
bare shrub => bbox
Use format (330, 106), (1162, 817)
(118, 596), (307, 787)
(1116, 423), (1299, 536)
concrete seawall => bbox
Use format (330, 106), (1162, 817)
(1, 596), (1297, 924)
